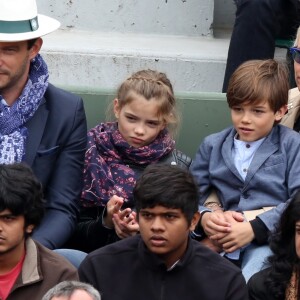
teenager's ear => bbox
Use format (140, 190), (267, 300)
(25, 224), (35, 234)
(113, 98), (120, 119)
(275, 104), (288, 121)
(189, 211), (200, 231)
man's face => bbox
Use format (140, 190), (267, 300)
(0, 209), (33, 258)
(0, 40), (40, 103)
(138, 205), (199, 268)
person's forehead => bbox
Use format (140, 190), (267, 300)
(0, 40), (28, 49)
(51, 290), (94, 300)
(0, 208), (13, 216)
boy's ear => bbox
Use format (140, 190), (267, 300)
(275, 104), (288, 121)
(189, 211), (200, 231)
(113, 98), (120, 119)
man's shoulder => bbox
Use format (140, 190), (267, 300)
(44, 84), (83, 106)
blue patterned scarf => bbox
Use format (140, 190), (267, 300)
(81, 122), (175, 207)
(0, 54), (49, 163)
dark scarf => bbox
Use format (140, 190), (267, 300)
(0, 54), (48, 163)
(81, 122), (175, 207)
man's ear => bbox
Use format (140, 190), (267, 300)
(113, 98), (120, 119)
(275, 104), (288, 121)
(25, 224), (35, 234)
(29, 37), (43, 61)
(189, 211), (200, 231)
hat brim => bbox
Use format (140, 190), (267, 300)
(0, 14), (60, 42)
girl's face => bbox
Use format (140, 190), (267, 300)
(114, 93), (166, 148)
(295, 221), (300, 258)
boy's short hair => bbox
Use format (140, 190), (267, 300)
(133, 164), (198, 224)
(0, 163), (45, 228)
(226, 59), (289, 112)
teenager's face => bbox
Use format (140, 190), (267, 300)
(295, 221), (300, 258)
(230, 100), (286, 142)
(0, 209), (33, 257)
(0, 39), (41, 104)
(114, 94), (166, 148)
(138, 205), (199, 268)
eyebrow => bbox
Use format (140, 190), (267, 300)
(124, 112), (161, 123)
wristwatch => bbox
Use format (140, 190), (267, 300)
(204, 201), (223, 210)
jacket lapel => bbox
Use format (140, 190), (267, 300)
(24, 98), (48, 166)
(244, 126), (279, 187)
(221, 129), (244, 181)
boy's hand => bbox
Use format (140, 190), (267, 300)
(201, 210), (232, 236)
(113, 210), (139, 239)
(210, 222), (254, 253)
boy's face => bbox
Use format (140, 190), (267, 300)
(138, 205), (200, 268)
(0, 209), (33, 258)
(230, 100), (287, 142)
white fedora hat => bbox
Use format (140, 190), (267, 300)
(0, 0), (60, 42)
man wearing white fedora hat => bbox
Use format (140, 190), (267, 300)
(0, 0), (87, 250)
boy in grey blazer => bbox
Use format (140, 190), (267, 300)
(191, 59), (300, 282)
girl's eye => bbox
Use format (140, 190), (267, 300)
(147, 121), (159, 127)
(126, 116), (136, 121)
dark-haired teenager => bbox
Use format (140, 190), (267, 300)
(0, 164), (78, 300)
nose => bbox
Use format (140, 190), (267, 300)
(134, 123), (145, 136)
(151, 217), (164, 232)
(241, 111), (251, 123)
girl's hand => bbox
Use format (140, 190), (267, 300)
(103, 195), (124, 228)
(112, 210), (139, 239)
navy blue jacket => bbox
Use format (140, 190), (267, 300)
(26, 83), (87, 249)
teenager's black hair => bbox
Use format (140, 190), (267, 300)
(265, 191), (300, 298)
(0, 163), (45, 229)
(133, 164), (199, 224)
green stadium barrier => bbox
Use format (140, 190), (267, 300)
(67, 87), (231, 158)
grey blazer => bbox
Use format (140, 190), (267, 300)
(191, 124), (300, 231)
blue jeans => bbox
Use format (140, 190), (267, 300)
(54, 248), (87, 268)
(241, 244), (272, 282)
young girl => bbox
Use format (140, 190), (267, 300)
(70, 69), (191, 252)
